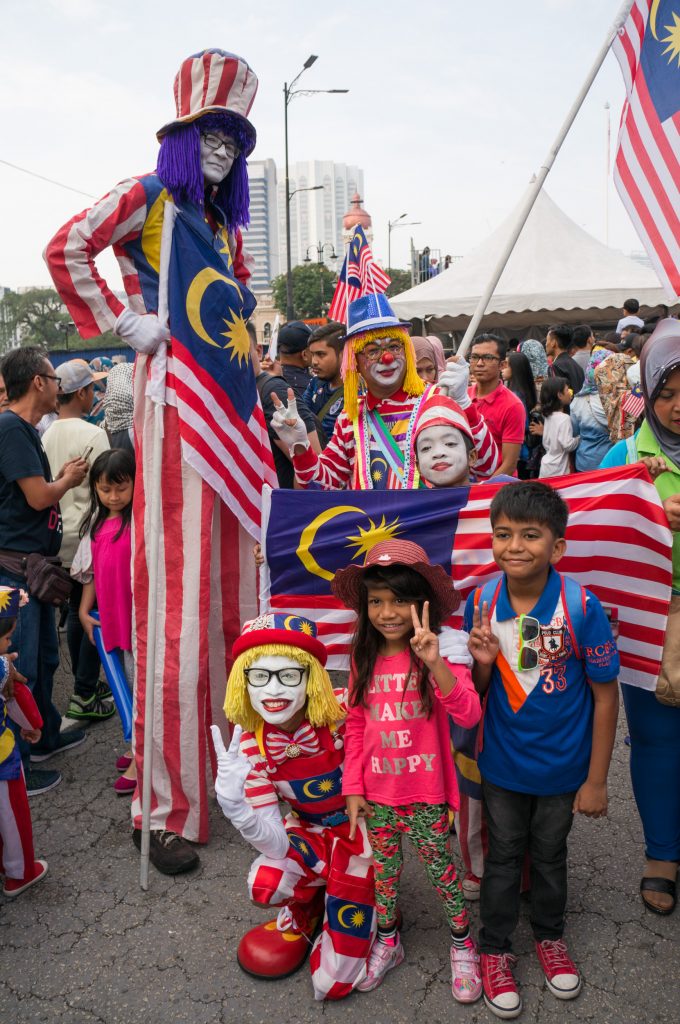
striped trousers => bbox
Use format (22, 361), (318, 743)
(0, 770), (35, 881)
(130, 369), (258, 842)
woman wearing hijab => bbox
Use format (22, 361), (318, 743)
(600, 319), (680, 916)
(413, 336), (441, 383)
(569, 349), (613, 471)
(519, 339), (549, 388)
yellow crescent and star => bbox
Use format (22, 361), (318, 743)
(301, 776), (337, 799)
(650, 0), (680, 67)
(297, 508), (403, 581)
(337, 903), (367, 930)
(185, 268), (251, 365)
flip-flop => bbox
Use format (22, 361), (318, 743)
(640, 876), (677, 916)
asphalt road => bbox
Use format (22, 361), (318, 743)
(1, 653), (677, 1024)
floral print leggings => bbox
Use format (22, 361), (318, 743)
(367, 801), (469, 932)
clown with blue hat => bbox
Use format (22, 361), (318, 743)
(211, 613), (376, 1000)
(271, 292), (434, 490)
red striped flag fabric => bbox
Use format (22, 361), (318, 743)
(612, 0), (680, 299)
(263, 465), (672, 691)
(328, 226), (391, 323)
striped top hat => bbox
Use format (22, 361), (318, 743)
(413, 392), (474, 445)
(232, 613), (327, 665)
(157, 49), (258, 150)
(345, 293), (410, 340)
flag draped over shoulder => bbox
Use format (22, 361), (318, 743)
(165, 209), (277, 539)
(612, 0), (680, 299)
(328, 226), (391, 323)
(263, 465), (672, 691)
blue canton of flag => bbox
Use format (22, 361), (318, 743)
(641, 0), (680, 123)
(328, 225), (392, 322)
(166, 208), (276, 537)
(288, 831), (321, 868)
(288, 768), (343, 804)
(325, 895), (374, 940)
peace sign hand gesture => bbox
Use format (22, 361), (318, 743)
(210, 724), (252, 818)
(467, 601), (500, 666)
(410, 601), (440, 668)
(270, 388), (308, 451)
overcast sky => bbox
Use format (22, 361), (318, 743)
(0, 0), (644, 293)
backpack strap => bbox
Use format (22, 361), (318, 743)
(473, 577), (503, 618)
(560, 575), (587, 661)
(625, 433), (638, 464)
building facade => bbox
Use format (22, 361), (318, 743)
(242, 159), (280, 293)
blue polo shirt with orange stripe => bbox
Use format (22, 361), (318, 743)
(463, 568), (619, 796)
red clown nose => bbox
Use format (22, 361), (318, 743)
(381, 350), (395, 365)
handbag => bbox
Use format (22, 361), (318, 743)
(656, 593), (680, 707)
(23, 554), (72, 606)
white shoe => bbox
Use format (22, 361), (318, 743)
(357, 935), (405, 992)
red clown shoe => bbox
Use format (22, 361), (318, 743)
(237, 892), (325, 979)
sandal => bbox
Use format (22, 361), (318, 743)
(640, 876), (677, 916)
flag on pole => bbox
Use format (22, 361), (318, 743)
(165, 209), (277, 539)
(328, 226), (392, 322)
(612, 0), (680, 299)
(263, 465), (672, 690)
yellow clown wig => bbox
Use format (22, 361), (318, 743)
(341, 326), (424, 421)
(224, 643), (345, 734)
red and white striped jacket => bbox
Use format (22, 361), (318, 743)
(44, 173), (251, 338)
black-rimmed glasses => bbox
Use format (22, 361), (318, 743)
(200, 132), (241, 159)
(245, 667), (306, 688)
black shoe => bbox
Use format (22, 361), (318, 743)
(132, 828), (200, 876)
(30, 726), (87, 763)
(25, 768), (62, 797)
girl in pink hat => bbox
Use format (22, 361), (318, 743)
(333, 540), (483, 1003)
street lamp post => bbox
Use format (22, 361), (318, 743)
(284, 56), (348, 321)
(388, 214), (421, 272)
(303, 242), (338, 315)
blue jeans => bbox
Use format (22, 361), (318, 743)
(622, 683), (680, 862)
(0, 569), (62, 770)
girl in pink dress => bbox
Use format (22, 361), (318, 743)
(332, 539), (483, 1004)
(79, 450), (135, 794)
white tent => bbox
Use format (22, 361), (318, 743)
(391, 190), (678, 334)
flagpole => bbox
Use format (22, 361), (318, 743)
(139, 201), (176, 891)
(454, 0), (635, 360)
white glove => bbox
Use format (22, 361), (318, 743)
(114, 309), (170, 355)
(210, 724), (289, 860)
(439, 626), (474, 668)
(438, 358), (471, 409)
(270, 389), (309, 453)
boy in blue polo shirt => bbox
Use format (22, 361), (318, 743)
(465, 481), (619, 1020)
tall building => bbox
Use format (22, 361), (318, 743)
(277, 161), (365, 270)
(242, 159), (280, 293)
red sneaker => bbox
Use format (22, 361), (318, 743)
(535, 939), (582, 1000)
(3, 859), (48, 897)
(481, 952), (522, 1019)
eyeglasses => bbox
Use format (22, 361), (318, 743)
(516, 614), (540, 671)
(37, 373), (62, 385)
(470, 354), (500, 364)
(201, 132), (241, 159)
(245, 667), (306, 688)
(360, 342), (404, 363)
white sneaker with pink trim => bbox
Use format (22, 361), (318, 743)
(357, 936), (405, 992)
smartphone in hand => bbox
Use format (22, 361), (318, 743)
(82, 445), (94, 460)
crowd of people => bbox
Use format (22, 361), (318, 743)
(0, 45), (678, 1020)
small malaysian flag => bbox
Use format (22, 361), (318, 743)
(612, 0), (680, 299)
(621, 382), (646, 421)
(164, 208), (277, 539)
(328, 225), (391, 322)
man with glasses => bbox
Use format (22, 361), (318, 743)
(45, 48), (261, 874)
(465, 334), (526, 478)
(0, 347), (89, 797)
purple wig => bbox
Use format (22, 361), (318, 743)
(156, 112), (252, 232)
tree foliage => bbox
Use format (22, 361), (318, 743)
(0, 288), (124, 354)
(385, 268), (413, 298)
(271, 264), (338, 319)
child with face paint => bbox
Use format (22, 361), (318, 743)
(334, 541), (483, 1003)
(211, 614), (376, 1002)
(413, 393), (478, 488)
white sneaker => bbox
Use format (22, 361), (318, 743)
(357, 935), (405, 992)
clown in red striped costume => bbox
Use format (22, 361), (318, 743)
(44, 49), (262, 875)
(212, 614), (375, 1001)
(271, 293), (499, 491)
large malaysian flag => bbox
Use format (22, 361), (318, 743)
(612, 0), (680, 298)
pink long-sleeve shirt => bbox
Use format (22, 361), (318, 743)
(342, 649), (481, 810)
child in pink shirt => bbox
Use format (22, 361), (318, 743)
(333, 539), (482, 1003)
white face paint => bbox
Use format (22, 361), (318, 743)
(416, 423), (470, 486)
(199, 131), (237, 185)
(363, 356), (405, 390)
(246, 654), (308, 727)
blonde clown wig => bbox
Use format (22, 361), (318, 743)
(341, 326), (425, 421)
(224, 643), (345, 733)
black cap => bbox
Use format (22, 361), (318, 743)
(277, 321), (313, 353)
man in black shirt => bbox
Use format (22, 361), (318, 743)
(0, 348), (89, 795)
(546, 324), (585, 393)
(277, 321), (313, 401)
